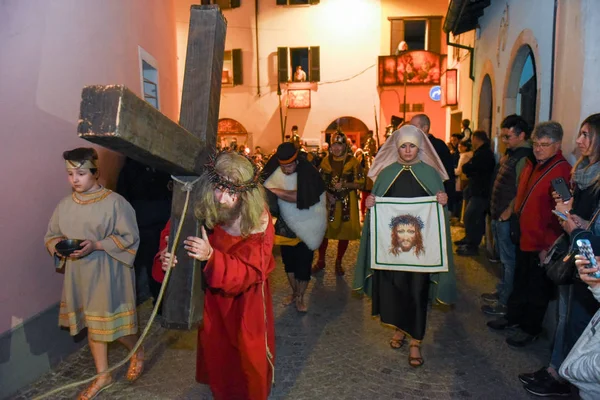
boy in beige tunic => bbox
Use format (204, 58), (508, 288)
(44, 147), (142, 400)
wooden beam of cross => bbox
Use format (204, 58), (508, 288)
(77, 5), (227, 330)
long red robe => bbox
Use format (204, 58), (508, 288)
(196, 218), (276, 400)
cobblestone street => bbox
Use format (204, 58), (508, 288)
(14, 227), (560, 400)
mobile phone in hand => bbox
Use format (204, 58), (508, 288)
(551, 177), (572, 202)
(551, 210), (568, 221)
(576, 239), (600, 279)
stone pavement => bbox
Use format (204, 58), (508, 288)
(14, 227), (565, 400)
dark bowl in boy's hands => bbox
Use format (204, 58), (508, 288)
(55, 239), (85, 257)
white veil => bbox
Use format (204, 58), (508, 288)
(368, 125), (449, 183)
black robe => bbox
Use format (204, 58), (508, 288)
(372, 169), (430, 340)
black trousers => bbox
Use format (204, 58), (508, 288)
(463, 195), (488, 247)
(135, 227), (163, 304)
(281, 242), (314, 281)
(506, 249), (555, 336)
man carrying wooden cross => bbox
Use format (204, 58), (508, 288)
(161, 151), (276, 400)
(76, 6), (278, 398)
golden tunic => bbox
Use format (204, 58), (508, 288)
(318, 154), (365, 240)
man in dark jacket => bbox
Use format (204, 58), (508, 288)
(481, 114), (533, 316)
(410, 114), (456, 210)
(456, 130), (496, 255)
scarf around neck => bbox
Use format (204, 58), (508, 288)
(573, 158), (600, 190)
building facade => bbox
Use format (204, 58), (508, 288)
(0, 0), (458, 395)
(448, 0), (600, 159)
(176, 0), (450, 153)
(0, 1), (179, 396)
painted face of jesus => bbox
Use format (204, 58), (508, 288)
(395, 223), (417, 252)
(67, 168), (99, 193)
(398, 142), (419, 163)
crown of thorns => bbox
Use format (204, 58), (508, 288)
(204, 150), (260, 194)
(389, 214), (424, 230)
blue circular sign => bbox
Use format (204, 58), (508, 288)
(429, 86), (441, 102)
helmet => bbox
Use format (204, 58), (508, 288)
(330, 130), (347, 146)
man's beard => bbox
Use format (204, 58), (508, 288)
(215, 200), (242, 225)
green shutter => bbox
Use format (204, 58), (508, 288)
(390, 19), (405, 55)
(230, 0), (241, 8)
(232, 49), (243, 85)
(309, 0), (320, 4)
(276, 0), (287, 5)
(427, 17), (443, 54)
(309, 46), (320, 82)
(278, 47), (289, 83)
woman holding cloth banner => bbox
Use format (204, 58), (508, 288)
(353, 125), (456, 367)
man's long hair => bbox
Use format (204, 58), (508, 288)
(389, 214), (425, 257)
(195, 152), (266, 237)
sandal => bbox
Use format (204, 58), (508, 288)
(389, 337), (405, 349)
(126, 350), (145, 382)
(282, 293), (296, 306)
(77, 376), (114, 400)
(335, 260), (345, 276)
(408, 343), (424, 368)
(389, 331), (406, 349)
(311, 260), (325, 274)
(295, 296), (308, 313)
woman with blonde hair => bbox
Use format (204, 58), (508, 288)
(521, 113), (600, 397)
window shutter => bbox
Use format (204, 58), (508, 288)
(230, 0), (241, 8)
(390, 19), (405, 55)
(309, 46), (320, 82)
(309, 0), (320, 4)
(232, 49), (243, 85)
(276, 0), (287, 5)
(277, 47), (289, 83)
(427, 17), (443, 54)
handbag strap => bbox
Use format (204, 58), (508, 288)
(517, 159), (569, 214)
(585, 207), (600, 229)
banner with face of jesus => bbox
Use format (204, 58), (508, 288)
(370, 196), (448, 272)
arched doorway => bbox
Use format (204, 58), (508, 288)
(505, 45), (537, 130)
(478, 74), (493, 138)
(217, 118), (249, 151)
(324, 116), (369, 150)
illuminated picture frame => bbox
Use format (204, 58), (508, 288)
(288, 89), (311, 109)
(378, 50), (442, 86)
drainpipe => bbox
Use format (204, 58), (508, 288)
(255, 0), (260, 96)
(549, 0), (558, 119)
(446, 32), (475, 81)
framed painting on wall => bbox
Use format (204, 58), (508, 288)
(288, 89), (311, 109)
(378, 50), (441, 86)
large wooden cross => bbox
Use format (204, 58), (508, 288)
(76, 5), (226, 329)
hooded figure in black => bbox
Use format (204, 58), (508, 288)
(262, 143), (327, 312)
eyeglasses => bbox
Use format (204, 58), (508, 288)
(532, 141), (556, 149)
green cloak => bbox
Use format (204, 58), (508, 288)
(352, 161), (457, 305)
